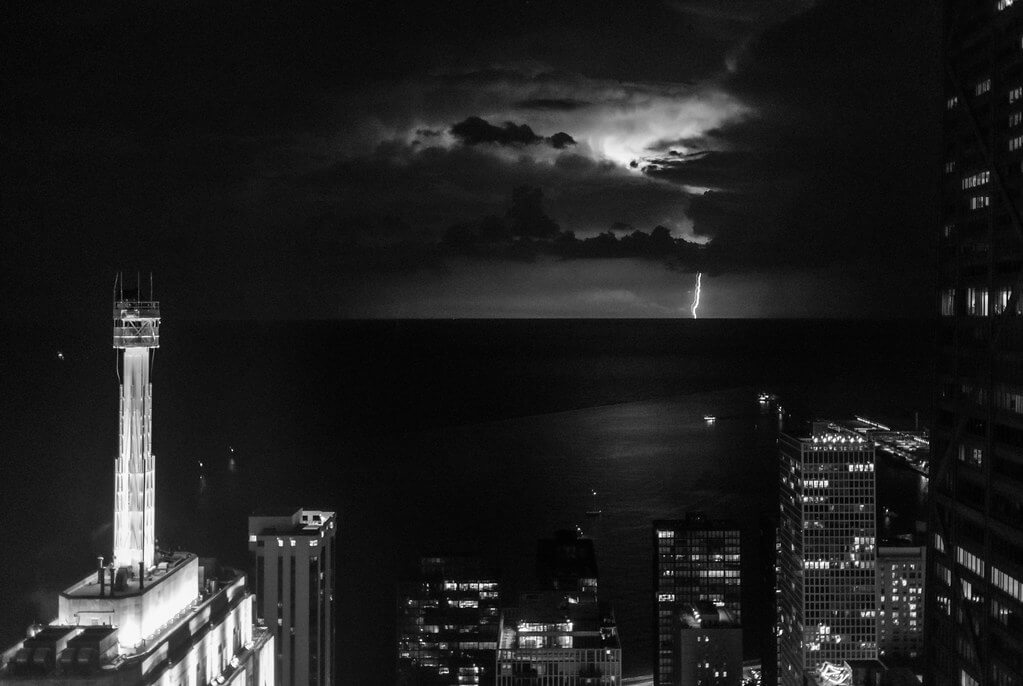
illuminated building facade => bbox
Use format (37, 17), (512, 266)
(673, 602), (742, 686)
(0, 291), (275, 686)
(931, 2), (1023, 684)
(777, 425), (878, 686)
(396, 556), (501, 686)
(248, 508), (336, 686)
(876, 545), (925, 666)
(653, 514), (741, 686)
(112, 287), (159, 571)
(495, 592), (620, 686)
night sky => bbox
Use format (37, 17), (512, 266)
(4, 1), (941, 319)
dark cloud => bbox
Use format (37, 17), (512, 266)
(450, 116), (576, 149)
(515, 98), (592, 111)
(548, 132), (576, 149)
(639, 0), (940, 296)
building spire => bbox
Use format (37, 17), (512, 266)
(112, 273), (160, 570)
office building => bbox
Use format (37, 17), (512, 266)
(876, 545), (925, 666)
(249, 508), (337, 686)
(674, 602), (742, 686)
(777, 423), (878, 686)
(495, 592), (620, 686)
(0, 290), (275, 686)
(932, 2), (1023, 684)
(396, 556), (501, 686)
(653, 514), (742, 686)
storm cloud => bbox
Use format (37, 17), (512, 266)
(450, 116), (576, 149)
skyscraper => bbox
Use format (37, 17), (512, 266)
(776, 423), (878, 685)
(876, 544), (925, 666)
(653, 513), (742, 686)
(933, 4), (1023, 686)
(396, 556), (501, 686)
(249, 508), (337, 686)
(0, 290), (275, 686)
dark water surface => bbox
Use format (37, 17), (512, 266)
(0, 319), (934, 683)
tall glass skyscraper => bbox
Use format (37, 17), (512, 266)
(930, 2), (1023, 684)
(653, 513), (741, 686)
(777, 424), (877, 685)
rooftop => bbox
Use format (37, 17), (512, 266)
(677, 601), (740, 629)
(62, 551), (194, 600)
(499, 592), (620, 652)
(249, 508), (336, 536)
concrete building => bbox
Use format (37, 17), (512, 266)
(931, 2), (1023, 684)
(673, 602), (742, 686)
(495, 592), (620, 686)
(249, 508), (336, 686)
(777, 423), (878, 685)
(396, 556), (501, 686)
(876, 545), (925, 666)
(653, 514), (742, 686)
(0, 291), (275, 686)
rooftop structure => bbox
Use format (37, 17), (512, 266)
(1, 562), (274, 686)
(496, 592), (621, 685)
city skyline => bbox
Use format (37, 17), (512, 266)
(2, 1), (974, 684)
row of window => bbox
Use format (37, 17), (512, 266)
(958, 546), (986, 577)
(992, 566), (1023, 602)
(941, 287), (1023, 316)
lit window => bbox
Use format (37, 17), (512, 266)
(1012, 87), (1023, 103)
(1012, 136), (1023, 151)
(975, 78), (991, 96)
(945, 160), (956, 174)
(969, 195), (990, 210)
(966, 287), (988, 315)
(1012, 112), (1022, 127)
(962, 171), (990, 189)
(947, 95), (959, 110)
(999, 0), (1015, 9)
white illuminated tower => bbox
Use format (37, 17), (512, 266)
(0, 287), (276, 686)
(112, 277), (159, 571)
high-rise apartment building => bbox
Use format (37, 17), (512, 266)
(249, 508), (337, 686)
(932, 3), (1023, 685)
(877, 545), (925, 665)
(777, 424), (878, 685)
(653, 514), (741, 686)
(0, 290), (275, 686)
(396, 556), (501, 686)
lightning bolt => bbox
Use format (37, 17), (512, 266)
(691, 272), (702, 319)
